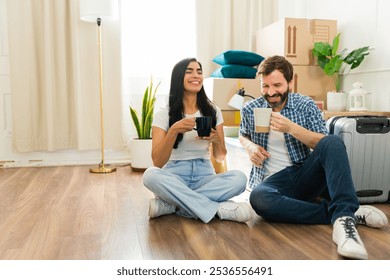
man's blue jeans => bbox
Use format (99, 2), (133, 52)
(249, 135), (359, 225)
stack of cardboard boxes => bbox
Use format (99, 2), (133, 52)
(256, 18), (337, 109)
(204, 18), (337, 128)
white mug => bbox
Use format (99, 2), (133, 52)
(254, 108), (272, 133)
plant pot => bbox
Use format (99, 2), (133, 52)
(327, 91), (347, 111)
(130, 138), (153, 171)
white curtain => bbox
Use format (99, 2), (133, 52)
(6, 0), (123, 152)
(195, 0), (277, 77)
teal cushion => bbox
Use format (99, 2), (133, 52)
(213, 50), (264, 66)
(210, 65), (257, 78)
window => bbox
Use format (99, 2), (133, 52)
(121, 0), (196, 97)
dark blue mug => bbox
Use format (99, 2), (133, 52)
(194, 116), (212, 137)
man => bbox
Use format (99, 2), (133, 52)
(239, 55), (388, 260)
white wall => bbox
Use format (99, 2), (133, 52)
(277, 0), (390, 111)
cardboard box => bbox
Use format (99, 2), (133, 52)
(256, 18), (337, 65)
(221, 110), (241, 126)
(292, 65), (334, 109)
(204, 78), (261, 110)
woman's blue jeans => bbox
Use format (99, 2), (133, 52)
(249, 135), (359, 225)
(143, 159), (247, 223)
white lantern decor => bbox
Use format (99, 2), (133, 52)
(348, 82), (368, 111)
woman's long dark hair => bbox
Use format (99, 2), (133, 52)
(169, 58), (216, 149)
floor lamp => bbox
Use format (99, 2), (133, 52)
(79, 0), (118, 173)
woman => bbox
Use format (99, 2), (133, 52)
(143, 58), (251, 223)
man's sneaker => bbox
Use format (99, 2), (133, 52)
(148, 198), (176, 218)
(355, 205), (388, 228)
(332, 216), (368, 260)
(217, 201), (252, 223)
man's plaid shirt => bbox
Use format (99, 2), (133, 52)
(239, 93), (328, 189)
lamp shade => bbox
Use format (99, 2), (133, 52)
(228, 94), (245, 110)
(228, 88), (256, 110)
(79, 0), (118, 22)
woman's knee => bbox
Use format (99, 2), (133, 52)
(229, 170), (248, 191)
(143, 166), (160, 186)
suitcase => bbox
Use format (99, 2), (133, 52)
(326, 115), (390, 203)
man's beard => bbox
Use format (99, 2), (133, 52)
(263, 87), (289, 108)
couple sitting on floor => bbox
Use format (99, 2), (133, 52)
(142, 57), (388, 260)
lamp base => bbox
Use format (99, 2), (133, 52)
(89, 165), (117, 174)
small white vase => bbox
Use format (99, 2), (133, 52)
(130, 138), (153, 171)
(327, 91), (347, 111)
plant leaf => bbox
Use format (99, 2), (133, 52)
(142, 99), (155, 139)
(324, 55), (342, 75)
(130, 77), (160, 139)
(313, 41), (332, 57)
(129, 106), (141, 139)
(331, 33), (340, 56)
(344, 46), (370, 69)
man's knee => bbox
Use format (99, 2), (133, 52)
(249, 185), (274, 214)
(317, 134), (345, 152)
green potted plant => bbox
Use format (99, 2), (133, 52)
(129, 78), (160, 170)
(130, 78), (160, 139)
(312, 33), (370, 111)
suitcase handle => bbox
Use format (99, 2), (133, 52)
(355, 117), (390, 134)
(356, 190), (383, 197)
(327, 115), (390, 134)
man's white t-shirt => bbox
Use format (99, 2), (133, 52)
(263, 113), (293, 179)
(152, 105), (224, 161)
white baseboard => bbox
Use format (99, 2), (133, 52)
(0, 149), (132, 168)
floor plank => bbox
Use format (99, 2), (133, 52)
(0, 165), (389, 260)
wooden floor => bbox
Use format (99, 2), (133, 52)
(0, 165), (389, 260)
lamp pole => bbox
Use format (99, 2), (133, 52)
(89, 18), (116, 174)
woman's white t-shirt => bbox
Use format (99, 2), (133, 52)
(152, 105), (224, 161)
